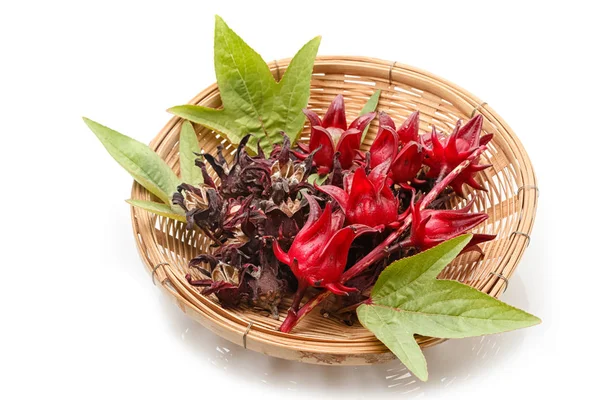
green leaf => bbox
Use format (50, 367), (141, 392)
(307, 173), (328, 185)
(125, 199), (186, 222)
(357, 235), (541, 382)
(84, 118), (180, 205)
(359, 89), (381, 143)
(168, 16), (320, 155)
(179, 121), (203, 185)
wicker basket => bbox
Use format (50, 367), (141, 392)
(130, 56), (537, 365)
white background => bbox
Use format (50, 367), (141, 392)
(1, 1), (597, 398)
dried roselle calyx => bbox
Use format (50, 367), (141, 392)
(246, 247), (287, 319)
(186, 258), (249, 308)
(293, 95), (375, 174)
(270, 135), (313, 204)
(421, 114), (493, 196)
(173, 183), (225, 240)
(203, 135), (273, 199)
(221, 196), (266, 245)
(263, 197), (304, 244)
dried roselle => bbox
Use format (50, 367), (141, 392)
(173, 183), (225, 242)
(270, 135), (314, 204)
(187, 257), (248, 308)
(421, 114), (493, 196)
(294, 94), (375, 174)
(246, 246), (288, 318)
(262, 197), (304, 246)
(272, 194), (376, 298)
(203, 135), (273, 199)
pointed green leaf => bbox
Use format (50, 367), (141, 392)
(168, 16), (320, 155)
(270, 35), (321, 145)
(371, 235), (472, 305)
(179, 121), (203, 185)
(84, 118), (180, 205)
(126, 199), (186, 222)
(307, 173), (328, 185)
(359, 89), (381, 143)
(357, 304), (428, 381)
(358, 235), (541, 382)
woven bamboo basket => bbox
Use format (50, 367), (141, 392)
(130, 56), (537, 365)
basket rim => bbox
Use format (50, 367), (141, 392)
(130, 55), (538, 365)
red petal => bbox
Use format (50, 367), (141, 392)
(292, 202), (334, 259)
(325, 282), (358, 296)
(397, 111), (420, 143)
(309, 126), (335, 172)
(303, 108), (322, 128)
(336, 128), (362, 169)
(348, 167), (376, 201)
(319, 224), (377, 280)
(349, 111), (376, 132)
(480, 134), (493, 146)
(322, 94), (347, 130)
(368, 159), (391, 192)
(457, 114), (483, 149)
(370, 125), (398, 168)
(423, 210), (489, 240)
(378, 111), (397, 131)
(390, 141), (424, 184)
(272, 240), (291, 266)
(318, 185), (350, 211)
(304, 194), (322, 226)
(466, 175), (487, 191)
(331, 209), (345, 231)
(430, 126), (445, 156)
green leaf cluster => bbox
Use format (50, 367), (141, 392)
(84, 118), (203, 222)
(357, 235), (541, 381)
(168, 16), (321, 155)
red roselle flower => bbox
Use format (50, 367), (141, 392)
(370, 111), (424, 185)
(295, 95), (375, 174)
(407, 196), (496, 251)
(317, 161), (405, 229)
(272, 195), (376, 296)
(421, 114), (493, 196)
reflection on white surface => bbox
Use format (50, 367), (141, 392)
(160, 274), (531, 396)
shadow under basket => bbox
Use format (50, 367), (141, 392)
(130, 56), (538, 365)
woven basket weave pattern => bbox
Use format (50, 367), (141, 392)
(130, 56), (537, 365)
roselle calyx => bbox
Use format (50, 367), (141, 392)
(318, 162), (404, 230)
(421, 114), (493, 196)
(369, 111), (424, 185)
(407, 195), (495, 251)
(272, 195), (376, 297)
(294, 94), (375, 174)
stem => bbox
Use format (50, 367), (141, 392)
(279, 281), (308, 333)
(279, 146), (487, 333)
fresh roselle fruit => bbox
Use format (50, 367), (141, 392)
(272, 194), (376, 296)
(389, 141), (425, 185)
(317, 161), (405, 230)
(407, 195), (496, 251)
(421, 114), (493, 197)
(369, 111), (424, 185)
(293, 94), (375, 174)
(370, 111), (420, 167)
